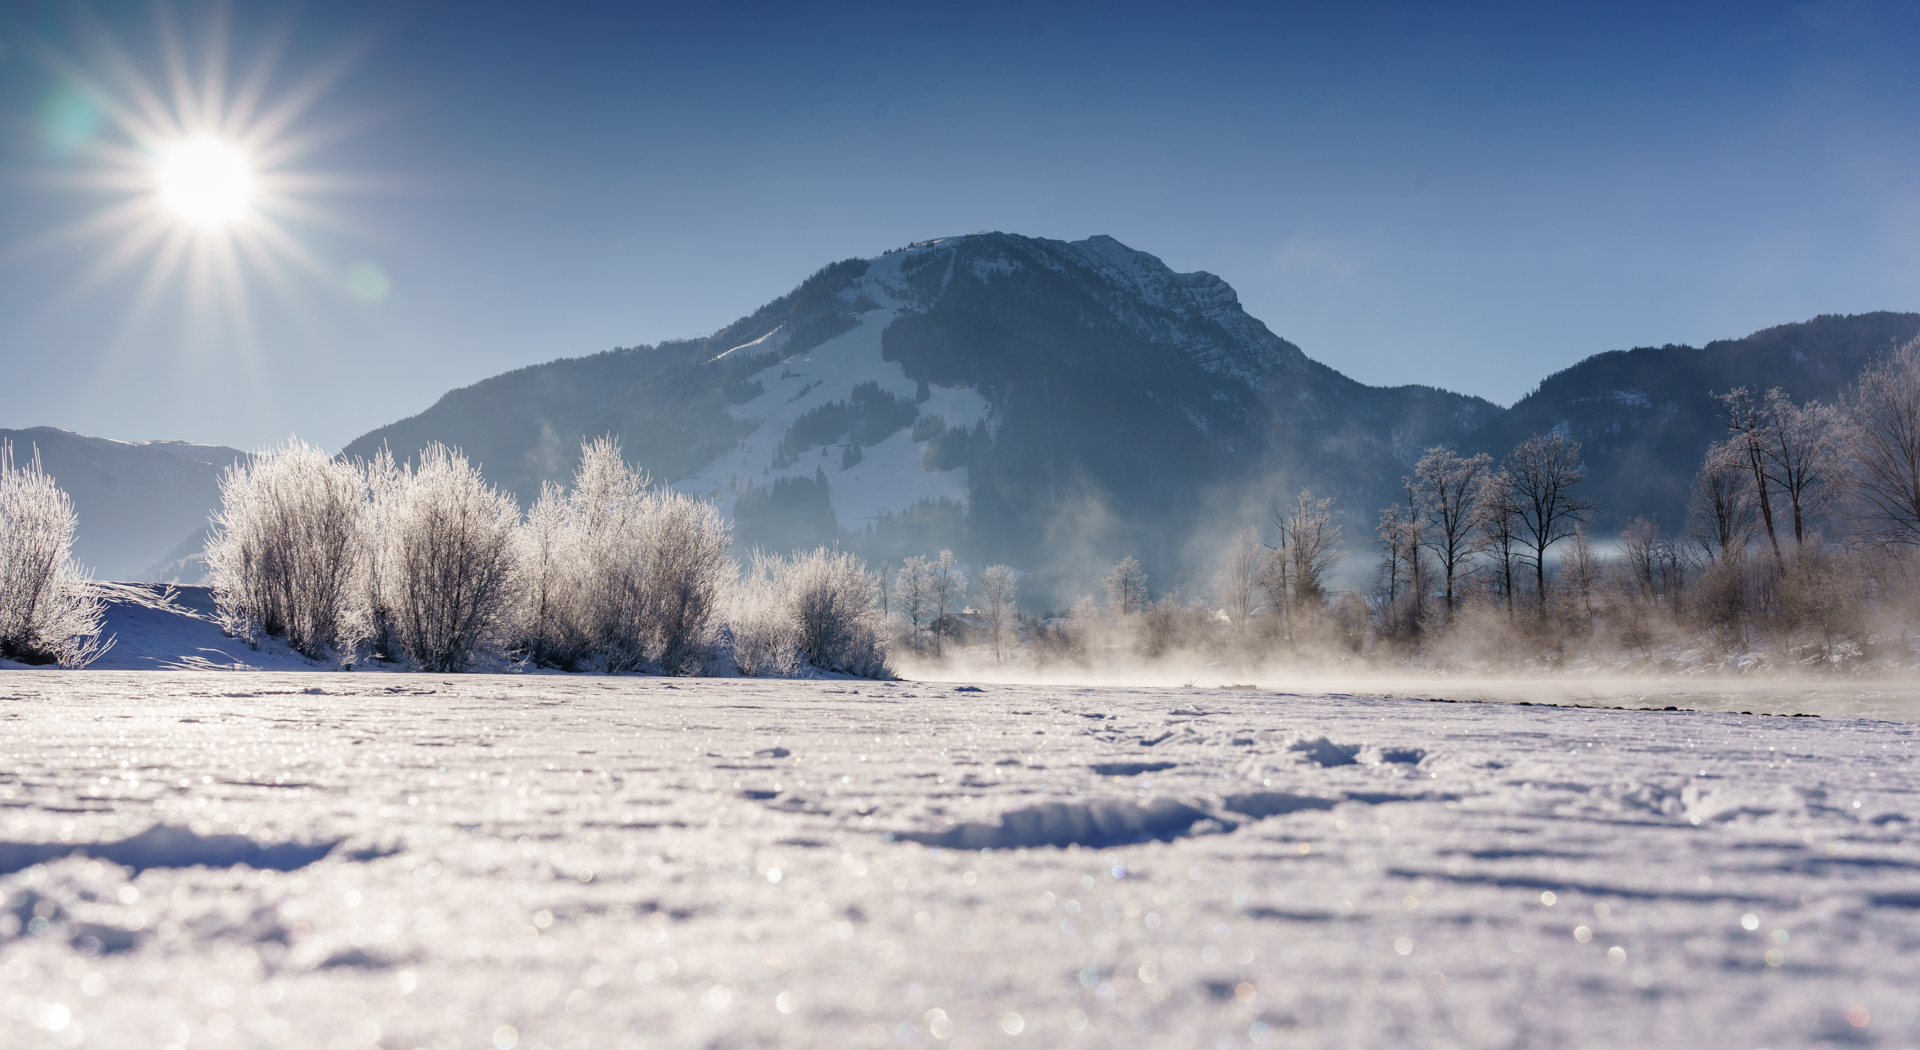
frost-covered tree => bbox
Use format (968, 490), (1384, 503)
(1275, 489), (1340, 609)
(1475, 469), (1524, 616)
(973, 564), (1018, 662)
(206, 438), (368, 660)
(1412, 446), (1492, 617)
(1757, 389), (1846, 549)
(730, 550), (800, 677)
(1373, 502), (1422, 636)
(1559, 523), (1602, 625)
(1104, 555), (1148, 616)
(1503, 433), (1595, 612)
(0, 442), (109, 666)
(359, 446), (407, 661)
(376, 444), (522, 673)
(927, 550), (966, 654)
(894, 555), (933, 649)
(1848, 337), (1920, 546)
(1212, 526), (1263, 644)
(1687, 441), (1756, 564)
(1719, 387), (1786, 568)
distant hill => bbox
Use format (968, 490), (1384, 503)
(0, 428), (242, 582)
(1462, 312), (1920, 529)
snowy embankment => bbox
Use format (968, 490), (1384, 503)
(0, 673), (1916, 1049)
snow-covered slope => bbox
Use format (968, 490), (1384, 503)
(676, 251), (992, 530)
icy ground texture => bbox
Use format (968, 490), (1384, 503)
(0, 673), (1916, 1049)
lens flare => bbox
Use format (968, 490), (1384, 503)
(155, 136), (255, 228)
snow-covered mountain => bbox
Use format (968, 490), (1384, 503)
(16, 235), (1917, 598)
(344, 233), (1499, 601)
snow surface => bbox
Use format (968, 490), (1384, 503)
(2, 672), (1917, 1048)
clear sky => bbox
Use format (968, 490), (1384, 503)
(3, 0), (1918, 452)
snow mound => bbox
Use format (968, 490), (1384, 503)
(898, 798), (1234, 849)
(1283, 735), (1362, 766)
(0, 823), (345, 876)
(1087, 761), (1177, 776)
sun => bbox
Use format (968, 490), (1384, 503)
(155, 136), (255, 229)
(22, 4), (371, 356)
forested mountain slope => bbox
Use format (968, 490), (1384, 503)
(1463, 312), (1920, 530)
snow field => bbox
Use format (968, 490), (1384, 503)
(0, 672), (1916, 1049)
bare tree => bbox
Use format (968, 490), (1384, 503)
(973, 564), (1019, 662)
(1687, 441), (1756, 564)
(1104, 555), (1148, 615)
(1213, 526), (1263, 645)
(1719, 387), (1785, 568)
(0, 441), (109, 666)
(1848, 337), (1920, 546)
(1474, 469), (1524, 617)
(1504, 433), (1596, 612)
(1412, 446), (1492, 617)
(1758, 388), (1846, 548)
(1372, 501), (1420, 635)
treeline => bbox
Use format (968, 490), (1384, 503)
(1005, 338), (1920, 673)
(203, 437), (890, 676)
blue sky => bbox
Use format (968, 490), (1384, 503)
(3, 0), (1919, 451)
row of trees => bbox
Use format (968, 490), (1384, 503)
(207, 437), (889, 676)
(884, 551), (1021, 662)
(957, 338), (1920, 673)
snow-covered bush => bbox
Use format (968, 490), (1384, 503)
(729, 548), (889, 677)
(518, 480), (585, 667)
(0, 442), (109, 666)
(729, 550), (800, 677)
(373, 444), (521, 672)
(514, 438), (733, 674)
(205, 439), (367, 661)
(787, 548), (889, 676)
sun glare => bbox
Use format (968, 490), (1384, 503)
(28, 5), (368, 354)
(155, 136), (255, 228)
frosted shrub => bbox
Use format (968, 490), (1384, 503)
(0, 442), (109, 666)
(206, 439), (367, 660)
(374, 444), (521, 672)
(729, 548), (890, 677)
(518, 481), (587, 667)
(515, 438), (733, 674)
(787, 548), (889, 676)
(730, 551), (800, 677)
